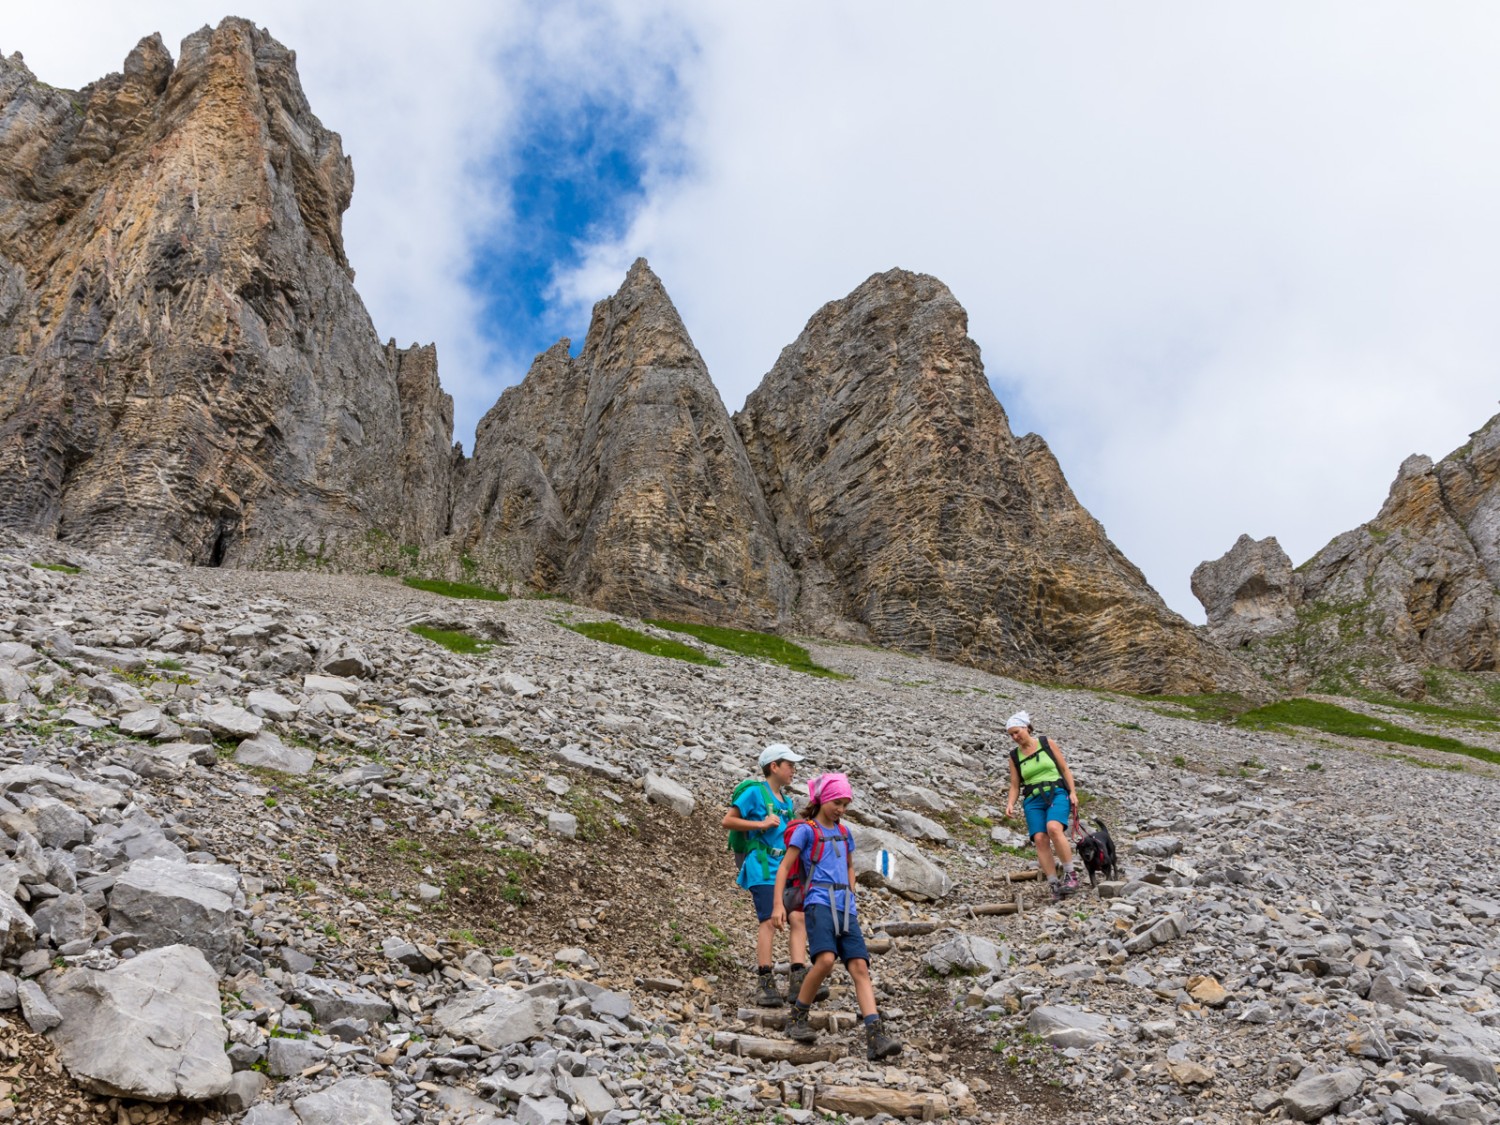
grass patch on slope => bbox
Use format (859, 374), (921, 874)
(31, 562), (81, 574)
(564, 621), (721, 666)
(645, 619), (850, 679)
(409, 624), (495, 655)
(1140, 692), (1251, 723)
(403, 577), (509, 601)
(1234, 698), (1500, 766)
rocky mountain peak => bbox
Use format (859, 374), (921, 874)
(1197, 411), (1500, 695)
(737, 267), (1255, 694)
(0, 18), (450, 566)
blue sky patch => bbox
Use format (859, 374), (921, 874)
(469, 55), (689, 371)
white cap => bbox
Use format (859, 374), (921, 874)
(758, 743), (805, 768)
(1005, 711), (1031, 731)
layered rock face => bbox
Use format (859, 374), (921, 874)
(1196, 413), (1500, 694)
(735, 269), (1252, 694)
(0, 20), (454, 564)
(448, 260), (796, 627)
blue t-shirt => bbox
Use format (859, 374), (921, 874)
(734, 784), (796, 889)
(787, 821), (857, 916)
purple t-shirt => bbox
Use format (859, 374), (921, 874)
(788, 821), (856, 916)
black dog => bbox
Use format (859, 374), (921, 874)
(1075, 819), (1120, 887)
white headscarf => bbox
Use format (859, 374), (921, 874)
(1005, 711), (1031, 731)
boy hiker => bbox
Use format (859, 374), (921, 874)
(722, 744), (820, 1007)
(771, 772), (901, 1061)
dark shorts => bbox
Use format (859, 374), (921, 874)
(804, 903), (869, 964)
(749, 884), (776, 923)
(1024, 787), (1071, 837)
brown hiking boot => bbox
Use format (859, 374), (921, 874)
(785, 1005), (817, 1044)
(865, 1015), (902, 1061)
(751, 974), (783, 1008)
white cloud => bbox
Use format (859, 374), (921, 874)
(11, 2), (1500, 620)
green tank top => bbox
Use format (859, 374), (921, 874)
(1016, 736), (1062, 788)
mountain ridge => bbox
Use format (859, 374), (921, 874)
(0, 19), (1250, 695)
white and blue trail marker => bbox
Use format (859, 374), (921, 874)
(874, 849), (895, 882)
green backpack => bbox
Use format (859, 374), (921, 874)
(726, 778), (775, 863)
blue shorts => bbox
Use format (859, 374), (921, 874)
(749, 884), (776, 923)
(1023, 788), (1071, 838)
(804, 903), (869, 964)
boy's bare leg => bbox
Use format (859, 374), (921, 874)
(796, 951), (837, 1005)
(848, 958), (878, 1017)
(789, 912), (808, 964)
(756, 919), (775, 966)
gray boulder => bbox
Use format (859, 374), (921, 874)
(890, 808), (951, 844)
(108, 857), (242, 973)
(1124, 911), (1188, 954)
(850, 823), (952, 902)
(1281, 1068), (1365, 1122)
(643, 773), (695, 816)
(0, 891), (36, 957)
(1027, 1004), (1112, 1048)
(198, 702), (263, 739)
(0, 766), (126, 814)
(924, 934), (1005, 976)
(47, 944), (232, 1101)
(293, 1077), (396, 1125)
(31, 893), (100, 947)
(19, 979), (62, 1032)
(433, 988), (559, 1050)
(296, 976), (394, 1024)
(234, 732), (315, 775)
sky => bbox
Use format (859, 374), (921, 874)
(7, 2), (1500, 621)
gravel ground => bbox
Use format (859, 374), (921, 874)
(1, 533), (1497, 1125)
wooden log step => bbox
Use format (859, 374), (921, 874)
(735, 1008), (858, 1032)
(876, 920), (939, 937)
(814, 1085), (949, 1120)
(712, 1032), (845, 1063)
(865, 937), (894, 954)
(970, 901), (1020, 916)
(1006, 868), (1042, 882)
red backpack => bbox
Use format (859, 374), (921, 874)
(781, 819), (851, 912)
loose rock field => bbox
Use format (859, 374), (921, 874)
(1, 533), (1497, 1124)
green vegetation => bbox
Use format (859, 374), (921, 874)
(564, 621), (722, 666)
(1234, 698), (1500, 766)
(409, 624), (495, 655)
(31, 562), (80, 574)
(645, 619), (850, 679)
(402, 577), (508, 601)
(1142, 692), (1251, 722)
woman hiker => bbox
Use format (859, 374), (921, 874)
(1002, 710), (1082, 900)
(771, 771), (901, 1061)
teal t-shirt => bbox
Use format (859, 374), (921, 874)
(733, 784), (795, 888)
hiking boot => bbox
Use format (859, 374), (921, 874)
(865, 1015), (902, 1061)
(1062, 868), (1081, 896)
(785, 1005), (817, 1044)
(787, 966), (829, 1005)
(1049, 878), (1065, 902)
(751, 974), (784, 1008)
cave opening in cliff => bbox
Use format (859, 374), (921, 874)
(207, 524), (231, 567)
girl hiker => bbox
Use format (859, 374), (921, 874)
(771, 772), (901, 1061)
(1002, 710), (1082, 900)
(722, 744), (815, 1007)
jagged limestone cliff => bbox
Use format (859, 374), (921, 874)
(1194, 412), (1500, 696)
(1, 22), (1258, 694)
(447, 260), (796, 628)
(0, 20), (454, 564)
(736, 269), (1255, 694)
